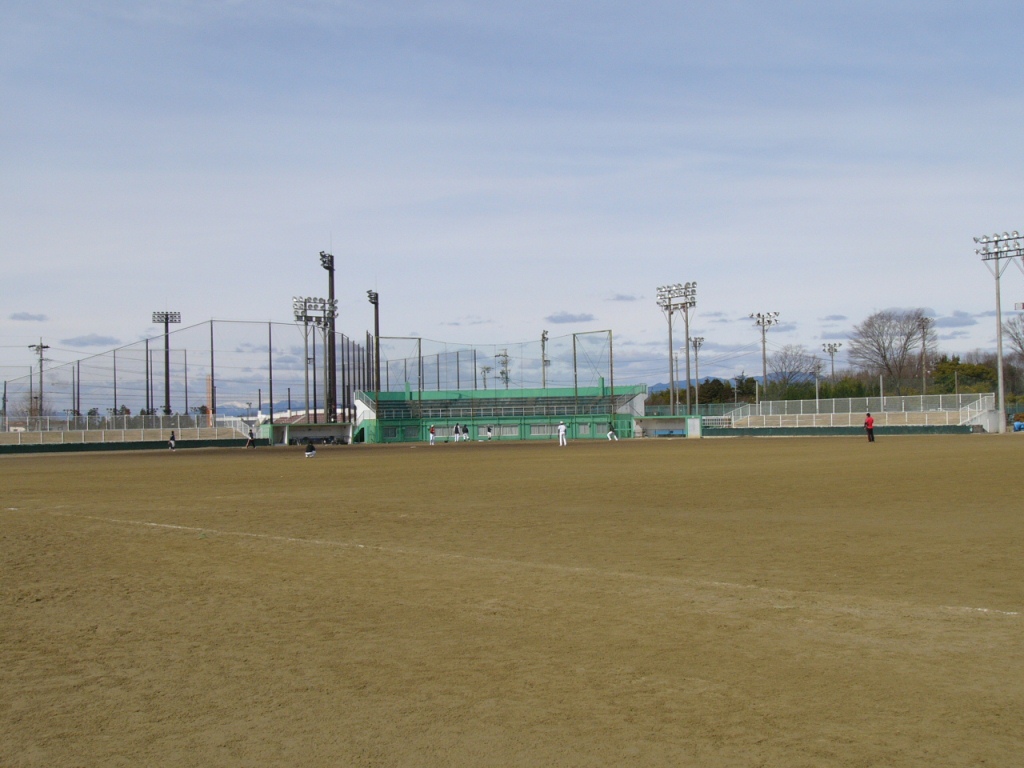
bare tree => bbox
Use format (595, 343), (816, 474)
(846, 309), (935, 394)
(1003, 314), (1024, 361)
(767, 344), (818, 396)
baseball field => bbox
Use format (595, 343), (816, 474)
(2, 434), (1022, 766)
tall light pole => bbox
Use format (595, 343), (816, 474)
(750, 312), (780, 403)
(293, 296), (337, 424)
(657, 282), (696, 415)
(975, 230), (1024, 434)
(367, 290), (380, 429)
(691, 336), (704, 411)
(152, 311), (181, 416)
(822, 342), (842, 382)
(319, 252), (337, 422)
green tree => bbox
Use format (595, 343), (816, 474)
(698, 378), (733, 403)
(931, 355), (996, 393)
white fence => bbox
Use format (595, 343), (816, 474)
(0, 426), (247, 446)
(713, 394), (995, 429)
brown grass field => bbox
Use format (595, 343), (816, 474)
(2, 434), (1023, 767)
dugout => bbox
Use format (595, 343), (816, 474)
(355, 383), (646, 444)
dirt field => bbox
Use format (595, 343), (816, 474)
(2, 435), (1022, 767)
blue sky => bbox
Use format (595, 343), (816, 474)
(3, 0), (1024, 388)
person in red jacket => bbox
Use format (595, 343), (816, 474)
(864, 412), (875, 442)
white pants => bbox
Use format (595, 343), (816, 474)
(558, 433), (567, 446)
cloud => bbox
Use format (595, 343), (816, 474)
(819, 314), (847, 322)
(61, 334), (121, 348)
(933, 311), (978, 329)
(607, 293), (639, 302)
(545, 312), (595, 324)
(443, 316), (493, 327)
(820, 330), (848, 341)
(10, 312), (47, 322)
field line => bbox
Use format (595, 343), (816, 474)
(24, 507), (1023, 620)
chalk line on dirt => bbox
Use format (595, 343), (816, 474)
(25, 507), (1023, 620)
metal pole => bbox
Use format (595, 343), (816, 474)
(304, 321), (310, 423)
(760, 324), (768, 399)
(144, 338), (151, 414)
(312, 325), (318, 424)
(374, 298), (380, 428)
(667, 309), (675, 415)
(572, 333), (579, 415)
(164, 317), (171, 415)
(692, 337), (703, 411)
(209, 321), (217, 424)
(322, 322), (328, 422)
(683, 305), (691, 413)
(995, 268), (1003, 430)
(541, 330), (549, 389)
(268, 322), (274, 426)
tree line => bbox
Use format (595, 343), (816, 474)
(648, 308), (1022, 407)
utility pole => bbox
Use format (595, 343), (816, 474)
(540, 331), (548, 391)
(28, 339), (49, 418)
(919, 316), (932, 395)
(495, 349), (511, 389)
(691, 336), (704, 411)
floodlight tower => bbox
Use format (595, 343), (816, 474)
(750, 311), (780, 403)
(319, 252), (337, 422)
(974, 230), (1024, 433)
(657, 283), (697, 415)
(691, 336), (704, 410)
(293, 296), (336, 423)
(152, 311), (181, 415)
(822, 342), (842, 382)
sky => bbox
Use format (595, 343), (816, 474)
(3, 0), (1024, 389)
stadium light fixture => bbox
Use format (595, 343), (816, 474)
(822, 342), (842, 382)
(294, 296), (337, 423)
(152, 311), (181, 416)
(750, 311), (780, 403)
(974, 230), (1024, 433)
(656, 282), (697, 415)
